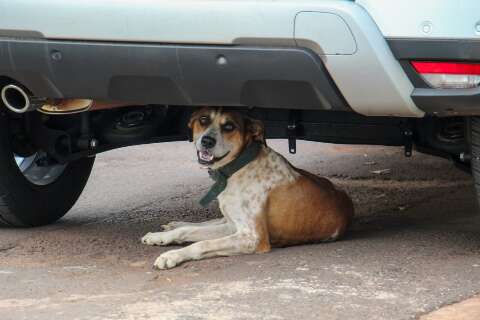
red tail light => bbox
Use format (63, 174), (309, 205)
(412, 61), (480, 75)
(411, 61), (480, 89)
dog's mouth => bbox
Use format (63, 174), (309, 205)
(197, 150), (230, 165)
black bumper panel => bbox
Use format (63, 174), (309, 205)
(0, 39), (349, 111)
(412, 87), (480, 116)
(388, 38), (480, 61)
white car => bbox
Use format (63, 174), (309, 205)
(0, 0), (479, 226)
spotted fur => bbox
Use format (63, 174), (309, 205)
(142, 108), (354, 269)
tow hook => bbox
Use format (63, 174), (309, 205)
(287, 111), (300, 154)
(403, 128), (413, 157)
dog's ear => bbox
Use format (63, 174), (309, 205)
(188, 110), (202, 129)
(188, 109), (208, 141)
(246, 117), (266, 144)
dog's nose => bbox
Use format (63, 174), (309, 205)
(201, 136), (216, 148)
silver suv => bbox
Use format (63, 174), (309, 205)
(1, 0), (479, 226)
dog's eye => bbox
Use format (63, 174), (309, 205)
(199, 116), (210, 126)
(222, 122), (236, 132)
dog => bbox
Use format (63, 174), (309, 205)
(142, 107), (354, 269)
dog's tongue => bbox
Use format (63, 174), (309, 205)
(199, 150), (214, 162)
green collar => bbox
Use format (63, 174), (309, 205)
(200, 141), (263, 207)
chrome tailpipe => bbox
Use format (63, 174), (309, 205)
(0, 84), (45, 113)
(1, 83), (137, 114)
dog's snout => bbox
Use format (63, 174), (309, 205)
(201, 136), (216, 149)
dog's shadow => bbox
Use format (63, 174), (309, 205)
(4, 187), (480, 266)
(343, 202), (480, 250)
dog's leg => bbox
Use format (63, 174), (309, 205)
(162, 218), (226, 231)
(153, 229), (266, 269)
(142, 222), (233, 246)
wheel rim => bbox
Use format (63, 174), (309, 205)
(14, 153), (67, 186)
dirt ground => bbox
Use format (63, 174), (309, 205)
(1, 140), (479, 320)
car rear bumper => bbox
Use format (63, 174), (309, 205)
(0, 0), (427, 117)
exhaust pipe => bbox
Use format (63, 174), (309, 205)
(1, 83), (138, 114)
(1, 84), (45, 113)
(39, 99), (133, 114)
(0, 84), (94, 114)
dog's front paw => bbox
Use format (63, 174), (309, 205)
(141, 232), (173, 246)
(154, 250), (184, 269)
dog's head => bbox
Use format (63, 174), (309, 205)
(188, 107), (264, 169)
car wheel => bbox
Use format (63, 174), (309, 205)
(470, 118), (480, 203)
(0, 113), (94, 227)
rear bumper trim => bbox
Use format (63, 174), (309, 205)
(388, 38), (480, 61)
(0, 40), (350, 111)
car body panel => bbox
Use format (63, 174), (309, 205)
(1, 0), (476, 117)
(357, 0), (480, 40)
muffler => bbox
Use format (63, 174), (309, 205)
(39, 100), (133, 114)
(40, 99), (93, 114)
(0, 84), (46, 113)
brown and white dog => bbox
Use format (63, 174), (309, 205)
(142, 108), (354, 269)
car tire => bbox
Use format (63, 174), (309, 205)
(0, 113), (95, 227)
(470, 117), (480, 202)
